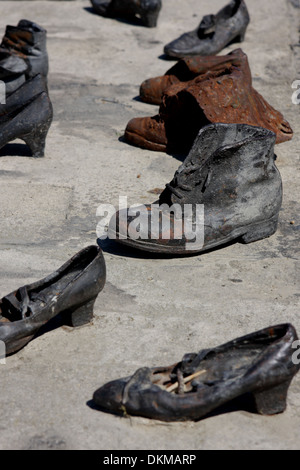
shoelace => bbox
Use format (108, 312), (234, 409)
(165, 163), (208, 200)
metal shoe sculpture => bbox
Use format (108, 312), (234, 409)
(125, 49), (292, 154)
(93, 324), (299, 421)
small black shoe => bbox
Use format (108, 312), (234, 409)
(0, 246), (106, 355)
(164, 0), (250, 58)
(93, 324), (300, 421)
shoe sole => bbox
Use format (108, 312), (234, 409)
(110, 214), (279, 254)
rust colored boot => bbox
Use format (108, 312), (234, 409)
(140, 49), (244, 105)
(125, 50), (293, 154)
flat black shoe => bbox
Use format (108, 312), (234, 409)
(0, 87), (53, 158)
(91, 0), (162, 27)
(164, 0), (250, 58)
(93, 323), (300, 421)
(0, 245), (106, 355)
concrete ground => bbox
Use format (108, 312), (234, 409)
(0, 0), (299, 450)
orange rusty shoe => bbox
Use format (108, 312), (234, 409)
(125, 49), (293, 154)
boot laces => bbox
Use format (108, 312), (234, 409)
(165, 162), (205, 200)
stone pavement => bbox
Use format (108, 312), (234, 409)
(0, 0), (299, 450)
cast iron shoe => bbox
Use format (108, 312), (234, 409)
(0, 52), (28, 96)
(93, 323), (300, 421)
(164, 0), (250, 58)
(0, 73), (48, 116)
(0, 19), (48, 95)
(0, 245), (106, 355)
(110, 123), (282, 255)
(0, 78), (53, 158)
(140, 49), (248, 106)
(90, 0), (162, 27)
(125, 49), (293, 154)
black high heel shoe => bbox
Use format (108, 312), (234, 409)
(164, 0), (250, 58)
(0, 88), (53, 158)
(90, 0), (162, 28)
(0, 245), (106, 355)
(93, 324), (300, 421)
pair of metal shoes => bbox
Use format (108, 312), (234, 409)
(0, 19), (48, 95)
(1, 248), (299, 423)
(125, 49), (293, 154)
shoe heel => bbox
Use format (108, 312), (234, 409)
(235, 30), (246, 43)
(241, 215), (278, 244)
(63, 298), (96, 327)
(252, 379), (292, 415)
(142, 10), (159, 27)
(22, 120), (51, 158)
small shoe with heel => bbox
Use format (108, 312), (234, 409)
(93, 323), (300, 421)
(0, 245), (106, 355)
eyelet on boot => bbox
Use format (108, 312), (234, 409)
(93, 324), (300, 421)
